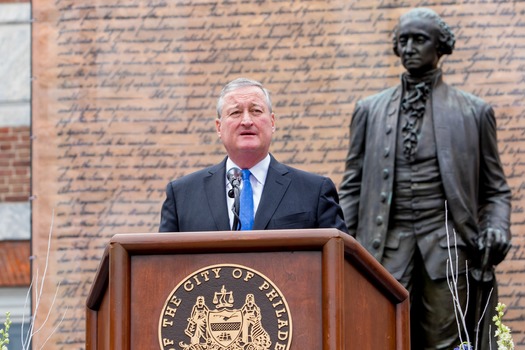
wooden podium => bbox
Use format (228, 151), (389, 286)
(86, 229), (409, 349)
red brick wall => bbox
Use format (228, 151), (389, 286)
(0, 126), (30, 203)
(0, 240), (30, 286)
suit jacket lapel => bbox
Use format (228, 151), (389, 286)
(204, 158), (232, 231)
(431, 78), (454, 177)
(253, 156), (291, 230)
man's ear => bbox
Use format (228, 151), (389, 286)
(216, 118), (222, 136)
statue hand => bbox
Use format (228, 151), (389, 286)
(477, 228), (511, 267)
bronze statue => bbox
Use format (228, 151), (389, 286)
(339, 8), (512, 349)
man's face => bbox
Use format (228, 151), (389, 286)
(216, 86), (275, 166)
(396, 16), (441, 76)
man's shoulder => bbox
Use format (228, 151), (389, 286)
(284, 164), (324, 178)
(271, 158), (328, 183)
(168, 161), (224, 186)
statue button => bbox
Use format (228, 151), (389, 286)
(383, 169), (389, 179)
(391, 91), (400, 100)
(386, 125), (392, 134)
(376, 216), (383, 226)
(372, 239), (381, 249)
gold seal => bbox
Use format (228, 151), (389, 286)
(158, 264), (293, 350)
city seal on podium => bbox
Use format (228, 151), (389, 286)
(158, 264), (293, 350)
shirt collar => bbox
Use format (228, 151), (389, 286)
(226, 154), (270, 186)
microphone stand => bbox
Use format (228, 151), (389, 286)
(227, 167), (242, 230)
(230, 186), (241, 230)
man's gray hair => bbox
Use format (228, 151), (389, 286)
(216, 78), (273, 118)
(392, 8), (455, 57)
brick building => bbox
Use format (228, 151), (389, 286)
(0, 1), (31, 349)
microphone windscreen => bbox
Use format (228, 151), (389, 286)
(227, 167), (242, 182)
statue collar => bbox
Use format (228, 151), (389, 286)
(402, 68), (442, 88)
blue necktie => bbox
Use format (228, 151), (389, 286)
(240, 169), (254, 230)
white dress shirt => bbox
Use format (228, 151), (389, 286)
(225, 154), (270, 229)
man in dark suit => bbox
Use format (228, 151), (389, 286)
(160, 77), (347, 234)
(338, 8), (511, 349)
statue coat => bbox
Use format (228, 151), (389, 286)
(339, 72), (511, 280)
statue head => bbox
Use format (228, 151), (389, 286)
(392, 8), (455, 75)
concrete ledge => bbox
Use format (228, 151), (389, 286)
(0, 202), (30, 240)
(0, 287), (31, 324)
(0, 103), (30, 126)
(0, 3), (30, 23)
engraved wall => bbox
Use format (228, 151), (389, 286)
(32, 0), (525, 348)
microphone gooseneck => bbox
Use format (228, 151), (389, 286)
(227, 167), (242, 230)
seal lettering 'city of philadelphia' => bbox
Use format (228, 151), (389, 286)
(158, 264), (293, 350)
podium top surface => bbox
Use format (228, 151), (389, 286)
(86, 228), (407, 309)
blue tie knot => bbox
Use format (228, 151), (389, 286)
(240, 169), (254, 230)
(242, 169), (251, 182)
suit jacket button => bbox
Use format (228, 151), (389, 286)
(372, 238), (381, 249)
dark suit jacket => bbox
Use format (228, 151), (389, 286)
(339, 71), (511, 280)
(159, 155), (348, 233)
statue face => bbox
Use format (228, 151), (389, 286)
(396, 16), (440, 76)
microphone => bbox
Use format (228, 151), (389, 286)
(227, 167), (242, 198)
(227, 167), (242, 230)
